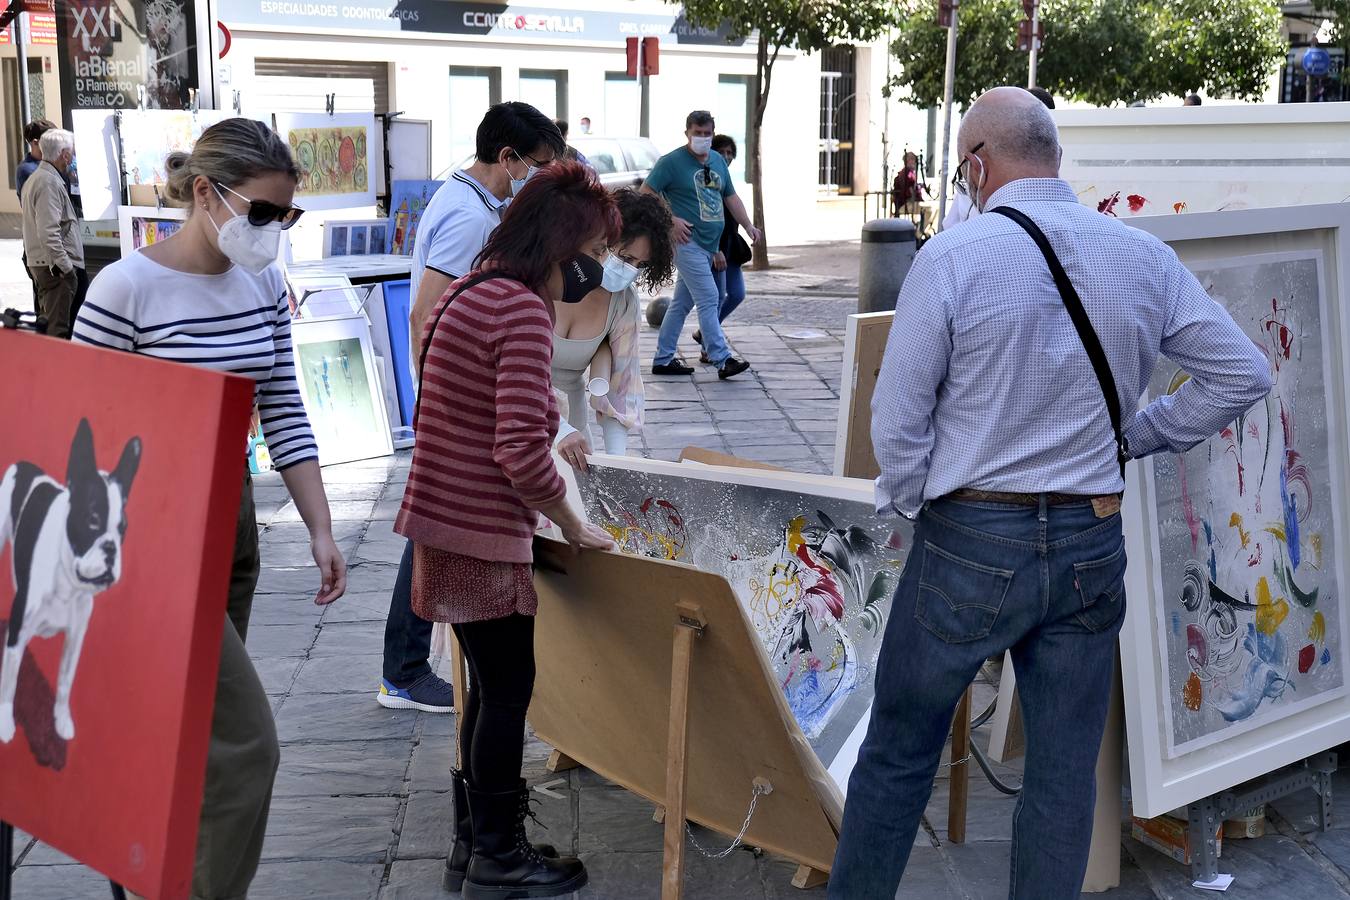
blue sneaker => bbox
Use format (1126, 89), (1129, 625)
(376, 672), (454, 713)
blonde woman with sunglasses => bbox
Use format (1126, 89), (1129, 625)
(73, 116), (346, 900)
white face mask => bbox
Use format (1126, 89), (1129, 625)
(689, 135), (714, 156)
(208, 184), (283, 275)
(968, 155), (989, 213)
(600, 253), (641, 292)
(508, 153), (539, 198)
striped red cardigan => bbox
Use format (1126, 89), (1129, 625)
(395, 274), (566, 564)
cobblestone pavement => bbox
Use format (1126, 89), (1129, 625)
(13, 282), (1350, 899)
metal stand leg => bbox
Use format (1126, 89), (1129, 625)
(1187, 798), (1221, 883)
(1, 820), (12, 900)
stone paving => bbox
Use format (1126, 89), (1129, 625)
(11, 262), (1350, 898)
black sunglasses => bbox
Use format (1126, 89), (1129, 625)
(951, 141), (986, 197)
(217, 183), (305, 230)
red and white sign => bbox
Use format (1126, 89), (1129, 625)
(0, 12), (57, 46)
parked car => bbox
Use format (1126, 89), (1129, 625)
(453, 136), (661, 191)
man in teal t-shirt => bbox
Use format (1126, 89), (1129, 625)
(642, 109), (761, 379)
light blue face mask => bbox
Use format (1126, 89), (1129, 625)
(508, 153), (538, 198)
(600, 253), (641, 292)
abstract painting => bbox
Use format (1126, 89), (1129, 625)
(1148, 252), (1343, 756)
(117, 205), (187, 256)
(0, 328), (252, 898)
(388, 180), (443, 255)
(117, 109), (229, 186)
(577, 458), (910, 789)
(323, 218), (387, 258)
(274, 113), (378, 210)
(291, 315), (393, 465)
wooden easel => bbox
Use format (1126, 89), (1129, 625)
(661, 601), (707, 899)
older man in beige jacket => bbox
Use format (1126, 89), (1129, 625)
(21, 128), (84, 338)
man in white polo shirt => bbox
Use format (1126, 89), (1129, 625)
(379, 102), (565, 715)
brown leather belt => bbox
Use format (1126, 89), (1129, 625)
(946, 488), (1105, 507)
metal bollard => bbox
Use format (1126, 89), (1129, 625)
(858, 219), (917, 314)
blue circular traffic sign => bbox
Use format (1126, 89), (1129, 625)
(1303, 47), (1331, 77)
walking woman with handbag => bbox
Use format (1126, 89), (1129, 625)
(72, 117), (347, 900)
(396, 160), (617, 899)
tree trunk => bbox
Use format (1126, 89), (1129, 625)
(750, 33), (772, 270)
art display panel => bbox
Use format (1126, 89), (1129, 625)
(0, 329), (252, 898)
(577, 457), (911, 791)
(1121, 206), (1350, 818)
(274, 113), (378, 210)
(290, 315), (393, 466)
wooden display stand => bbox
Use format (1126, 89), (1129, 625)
(528, 536), (838, 898)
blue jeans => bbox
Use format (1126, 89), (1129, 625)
(714, 262), (745, 322)
(830, 496), (1127, 900)
(382, 539), (434, 685)
(656, 242), (732, 366)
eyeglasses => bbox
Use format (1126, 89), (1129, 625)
(515, 150), (554, 168)
(217, 183), (304, 229)
(951, 141), (986, 198)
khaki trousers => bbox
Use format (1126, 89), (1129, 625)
(192, 471), (279, 900)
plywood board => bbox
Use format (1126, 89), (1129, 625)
(833, 312), (893, 479)
(678, 446), (786, 472)
(530, 537), (839, 872)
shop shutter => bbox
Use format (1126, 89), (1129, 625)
(250, 59), (389, 115)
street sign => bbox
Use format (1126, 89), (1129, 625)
(938, 0), (957, 29)
(1017, 19), (1044, 52)
(1304, 46), (1331, 77)
(625, 35), (660, 77)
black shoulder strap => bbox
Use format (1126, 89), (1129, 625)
(990, 206), (1127, 480)
(412, 271), (503, 428)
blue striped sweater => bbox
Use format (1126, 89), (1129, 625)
(72, 251), (319, 470)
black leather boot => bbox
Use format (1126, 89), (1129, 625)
(463, 780), (587, 899)
(443, 770), (558, 892)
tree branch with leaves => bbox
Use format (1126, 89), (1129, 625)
(682, 0), (900, 268)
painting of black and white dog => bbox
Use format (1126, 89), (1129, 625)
(0, 418), (141, 745)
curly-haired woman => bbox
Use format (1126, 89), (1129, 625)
(553, 188), (675, 468)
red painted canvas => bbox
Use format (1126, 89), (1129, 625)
(0, 329), (253, 897)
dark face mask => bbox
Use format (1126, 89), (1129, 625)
(560, 254), (605, 303)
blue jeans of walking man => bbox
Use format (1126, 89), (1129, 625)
(830, 496), (1126, 900)
(655, 242), (732, 366)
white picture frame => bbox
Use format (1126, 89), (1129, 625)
(323, 218), (390, 258)
(1121, 203), (1350, 818)
(116, 206), (188, 257)
(274, 112), (379, 210)
(71, 109), (120, 221)
(285, 272), (366, 320)
(289, 314), (394, 466)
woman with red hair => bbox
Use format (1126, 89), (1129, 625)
(395, 160), (615, 899)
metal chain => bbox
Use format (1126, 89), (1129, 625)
(683, 781), (771, 860)
(942, 753), (972, 769)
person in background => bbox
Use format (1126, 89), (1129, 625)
(554, 188), (676, 468)
(829, 86), (1271, 899)
(688, 134), (750, 363)
(16, 119), (56, 306)
(579, 116), (592, 135)
(16, 118), (55, 198)
(943, 86), (1055, 231)
(644, 110), (760, 379)
(377, 101), (565, 717)
(890, 150), (935, 237)
(73, 117), (348, 900)
(397, 161), (616, 899)
(555, 118), (591, 169)
(21, 128), (83, 339)
(1184, 93), (1203, 106)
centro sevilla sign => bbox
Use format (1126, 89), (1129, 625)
(462, 10), (582, 32)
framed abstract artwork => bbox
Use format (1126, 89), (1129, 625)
(1121, 204), (1350, 817)
(576, 456), (912, 798)
(0, 328), (253, 898)
(290, 314), (394, 466)
(323, 217), (389, 258)
(274, 112), (378, 210)
(117, 206), (188, 257)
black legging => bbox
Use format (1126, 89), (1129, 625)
(452, 613), (536, 793)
